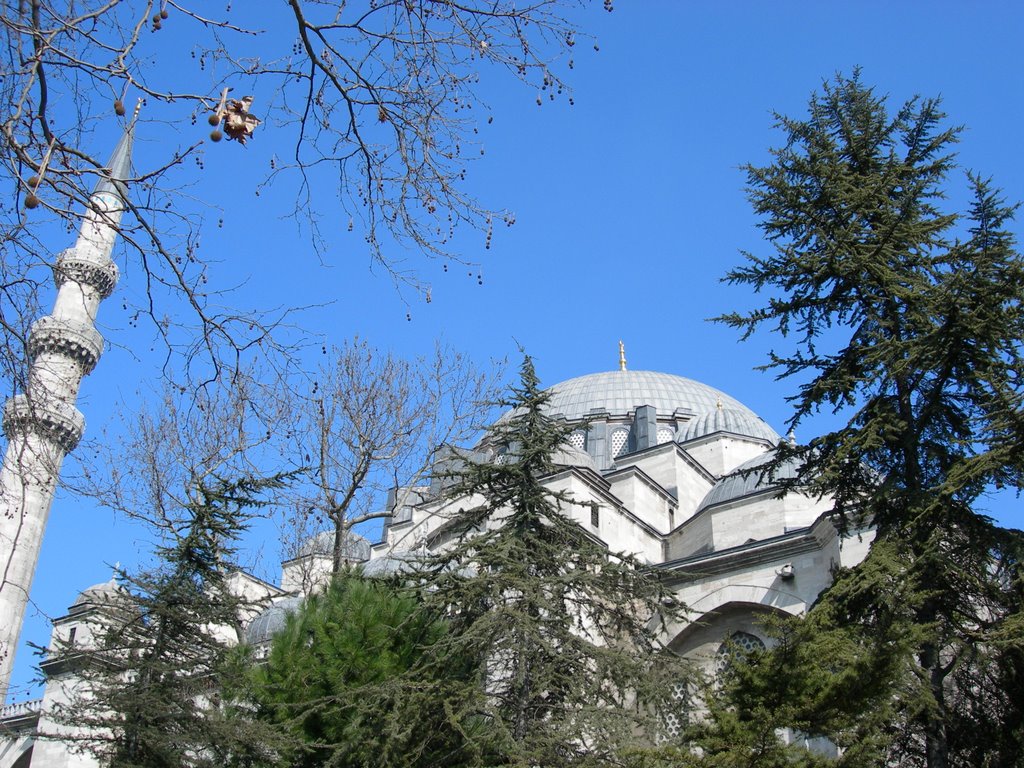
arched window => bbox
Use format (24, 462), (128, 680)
(715, 631), (765, 680)
(656, 426), (674, 445)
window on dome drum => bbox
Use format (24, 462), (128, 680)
(567, 430), (586, 451)
(610, 428), (629, 458)
(715, 631), (765, 681)
(656, 426), (674, 445)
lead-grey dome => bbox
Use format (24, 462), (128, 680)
(550, 442), (599, 472)
(542, 371), (758, 422)
(72, 578), (123, 609)
(697, 450), (802, 513)
(679, 408), (779, 445)
(245, 596), (303, 645)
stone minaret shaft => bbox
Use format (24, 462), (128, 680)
(0, 121), (133, 701)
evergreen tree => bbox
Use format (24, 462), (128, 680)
(413, 355), (688, 766)
(55, 474), (289, 768)
(247, 573), (484, 768)
(710, 71), (1024, 767)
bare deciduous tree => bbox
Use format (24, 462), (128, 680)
(279, 338), (499, 579)
(46, 374), (294, 766)
(0, 0), (597, 391)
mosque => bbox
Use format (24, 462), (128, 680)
(1, 356), (874, 766)
(0, 114), (873, 766)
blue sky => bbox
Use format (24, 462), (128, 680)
(6, 1), (1023, 698)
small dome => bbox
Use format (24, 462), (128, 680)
(550, 442), (599, 472)
(245, 596), (303, 646)
(297, 530), (371, 562)
(697, 450), (802, 513)
(361, 551), (420, 578)
(679, 408), (779, 445)
(72, 578), (123, 609)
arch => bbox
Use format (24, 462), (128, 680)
(664, 599), (790, 658)
(660, 583), (805, 646)
(0, 736), (33, 768)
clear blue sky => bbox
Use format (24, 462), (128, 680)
(7, 1), (1023, 698)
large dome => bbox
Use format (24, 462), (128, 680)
(543, 370), (759, 422)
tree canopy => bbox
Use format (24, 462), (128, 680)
(248, 574), (483, 768)
(709, 71), (1024, 768)
(412, 355), (688, 766)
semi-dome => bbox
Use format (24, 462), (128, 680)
(296, 530), (371, 562)
(678, 407), (779, 445)
(245, 596), (303, 645)
(697, 450), (802, 513)
(542, 371), (759, 422)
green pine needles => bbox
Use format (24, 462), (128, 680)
(412, 355), (688, 766)
(706, 71), (1024, 768)
(53, 474), (291, 768)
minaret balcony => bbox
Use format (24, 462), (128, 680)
(53, 248), (119, 298)
(28, 316), (104, 374)
(2, 394), (85, 452)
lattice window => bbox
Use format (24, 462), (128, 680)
(610, 428), (630, 458)
(656, 426), (674, 444)
(568, 430), (586, 451)
(715, 631), (765, 680)
(660, 680), (689, 741)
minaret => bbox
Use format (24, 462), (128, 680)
(0, 114), (135, 701)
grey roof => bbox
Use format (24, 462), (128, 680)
(296, 530), (371, 561)
(697, 450), (802, 513)
(679, 408), (780, 445)
(540, 371), (759, 422)
(245, 596), (303, 646)
(93, 116), (136, 199)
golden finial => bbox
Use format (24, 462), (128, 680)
(618, 340), (627, 371)
(716, 395), (723, 411)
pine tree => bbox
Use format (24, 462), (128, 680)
(246, 573), (484, 768)
(712, 71), (1024, 767)
(413, 355), (688, 766)
(55, 474), (289, 768)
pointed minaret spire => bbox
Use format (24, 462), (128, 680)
(0, 115), (136, 701)
(93, 100), (139, 200)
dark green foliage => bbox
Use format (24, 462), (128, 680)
(710, 71), (1024, 767)
(58, 474), (289, 768)
(248, 574), (484, 768)
(414, 355), (688, 766)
